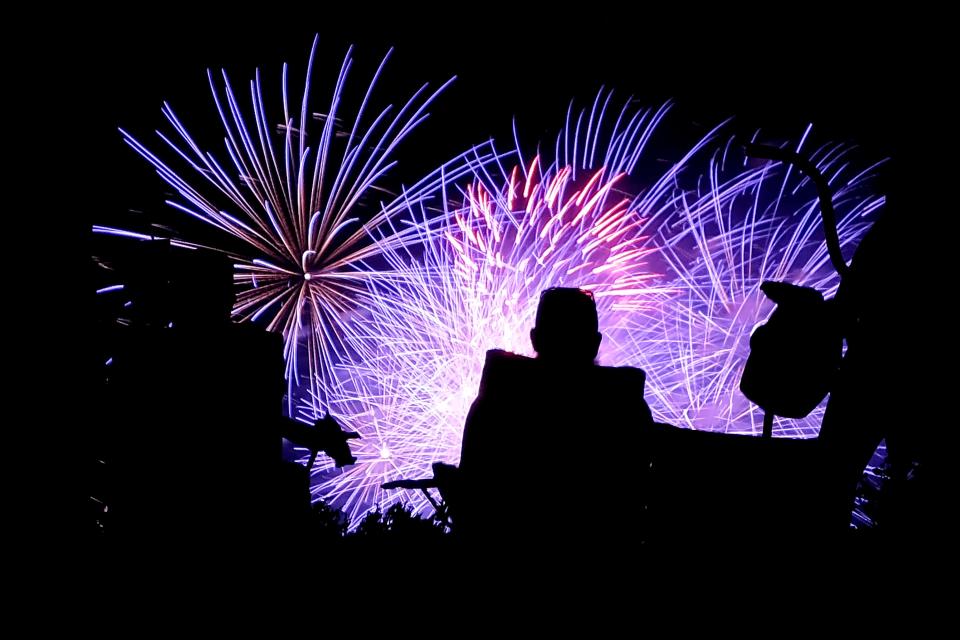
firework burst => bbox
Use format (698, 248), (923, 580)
(630, 127), (884, 435)
(305, 95), (735, 518)
(304, 98), (883, 519)
(100, 35), (488, 413)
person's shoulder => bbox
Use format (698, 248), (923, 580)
(595, 363), (647, 387)
(483, 349), (535, 373)
(484, 348), (531, 364)
(478, 349), (535, 393)
(594, 365), (653, 425)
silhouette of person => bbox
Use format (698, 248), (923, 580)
(104, 248), (288, 553)
(104, 247), (359, 559)
(455, 287), (654, 551)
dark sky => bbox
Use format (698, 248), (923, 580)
(58, 7), (943, 445)
(47, 9), (941, 510)
(73, 8), (942, 219)
(59, 5), (948, 305)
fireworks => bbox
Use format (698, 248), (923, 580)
(105, 40), (884, 522)
(100, 35), (488, 414)
(628, 128), (884, 435)
(304, 101), (883, 520)
(304, 96), (729, 518)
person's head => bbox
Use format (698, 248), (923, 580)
(530, 287), (601, 364)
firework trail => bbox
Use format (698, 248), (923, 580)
(305, 94), (883, 519)
(103, 45), (884, 522)
(305, 94), (735, 518)
(630, 127), (884, 436)
(98, 35), (490, 414)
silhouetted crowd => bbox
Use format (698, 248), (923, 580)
(86, 175), (937, 560)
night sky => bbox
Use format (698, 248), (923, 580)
(45, 6), (944, 553)
(71, 9), (940, 227)
(68, 7), (943, 375)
